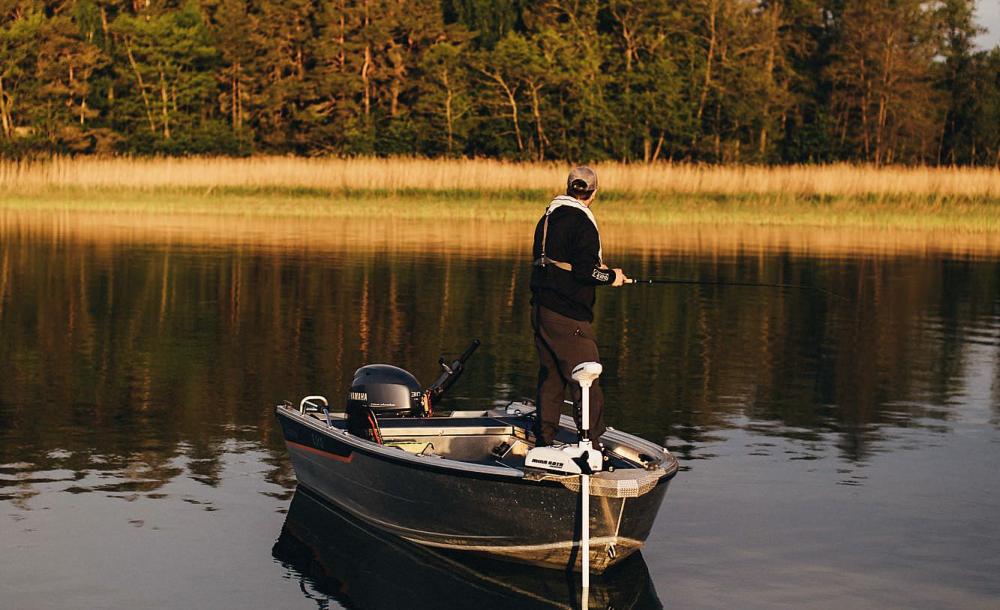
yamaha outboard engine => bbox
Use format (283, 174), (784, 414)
(346, 365), (423, 440)
(344, 340), (480, 442)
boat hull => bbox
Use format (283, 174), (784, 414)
(274, 487), (664, 609)
(277, 408), (674, 573)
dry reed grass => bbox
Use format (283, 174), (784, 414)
(2, 156), (999, 197)
(3, 188), (998, 232)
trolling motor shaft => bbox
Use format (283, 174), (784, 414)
(571, 361), (603, 596)
(572, 362), (602, 439)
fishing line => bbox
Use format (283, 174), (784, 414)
(626, 277), (847, 300)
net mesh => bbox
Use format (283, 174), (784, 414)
(555, 468), (665, 498)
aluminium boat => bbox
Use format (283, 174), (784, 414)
(274, 341), (678, 573)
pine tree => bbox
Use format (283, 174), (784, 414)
(824, 0), (942, 164)
(111, 1), (219, 151)
(417, 39), (473, 155)
(204, 0), (257, 138)
(442, 0), (524, 49)
(35, 15), (106, 151)
(247, 0), (316, 152)
(937, 0), (982, 164)
(0, 8), (43, 149)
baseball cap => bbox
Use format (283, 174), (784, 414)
(567, 166), (598, 194)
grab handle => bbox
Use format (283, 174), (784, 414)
(299, 395), (328, 414)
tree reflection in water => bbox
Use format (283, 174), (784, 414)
(1, 219), (998, 608)
(2, 225), (997, 494)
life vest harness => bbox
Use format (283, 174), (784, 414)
(533, 209), (574, 272)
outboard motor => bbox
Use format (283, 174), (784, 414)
(346, 365), (423, 441)
(344, 340), (480, 443)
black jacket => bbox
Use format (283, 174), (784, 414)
(530, 204), (616, 322)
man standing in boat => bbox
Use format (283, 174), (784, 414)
(530, 166), (628, 448)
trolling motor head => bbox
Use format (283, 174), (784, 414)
(571, 361), (603, 388)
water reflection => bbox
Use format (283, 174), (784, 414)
(1, 225), (998, 502)
(2, 219), (999, 608)
(6, 209), (1000, 258)
(272, 487), (662, 610)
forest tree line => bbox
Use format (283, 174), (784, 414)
(1, 0), (998, 165)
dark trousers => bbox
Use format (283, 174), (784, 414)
(531, 304), (606, 446)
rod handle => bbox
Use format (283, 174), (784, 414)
(458, 339), (481, 363)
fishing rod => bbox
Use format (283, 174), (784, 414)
(625, 277), (847, 300)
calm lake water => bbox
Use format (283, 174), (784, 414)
(2, 221), (999, 609)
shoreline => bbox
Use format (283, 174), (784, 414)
(2, 186), (999, 232)
(3, 157), (999, 255)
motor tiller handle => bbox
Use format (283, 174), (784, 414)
(425, 339), (481, 406)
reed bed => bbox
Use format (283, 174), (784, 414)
(2, 156), (999, 197)
(2, 157), (999, 239)
(2, 188), (997, 233)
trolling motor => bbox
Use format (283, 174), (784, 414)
(524, 361), (604, 475)
(524, 362), (604, 594)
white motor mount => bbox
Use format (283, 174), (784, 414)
(524, 445), (603, 475)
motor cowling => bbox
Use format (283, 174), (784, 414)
(346, 365), (422, 439)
